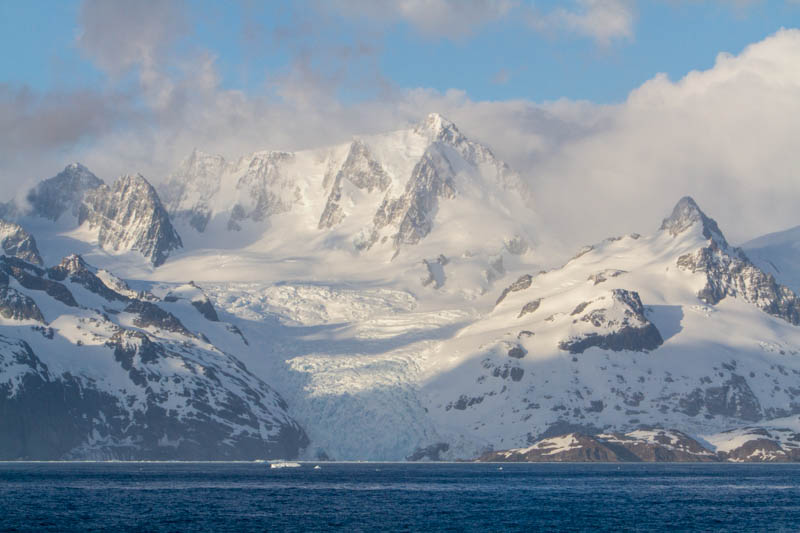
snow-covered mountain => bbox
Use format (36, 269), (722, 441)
(0, 220), (42, 266)
(27, 162), (104, 222)
(14, 165), (182, 267)
(0, 252), (306, 459)
(154, 113), (538, 299)
(78, 174), (183, 266)
(415, 196), (800, 458)
(2, 114), (800, 462)
(163, 113), (531, 248)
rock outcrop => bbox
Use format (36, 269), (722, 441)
(319, 140), (390, 229)
(79, 174), (183, 267)
(476, 430), (718, 462)
(558, 289), (663, 354)
(667, 197), (800, 325)
(0, 220), (42, 265)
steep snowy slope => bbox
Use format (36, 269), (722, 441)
(413, 196), (800, 458)
(743, 225), (800, 293)
(0, 253), (306, 460)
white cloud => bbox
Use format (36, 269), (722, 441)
(527, 0), (636, 45)
(517, 28), (800, 248)
(322, 0), (516, 39)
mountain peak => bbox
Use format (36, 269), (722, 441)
(414, 113), (462, 142)
(79, 173), (182, 266)
(27, 164), (104, 221)
(56, 253), (91, 273)
(660, 196), (728, 247)
(65, 162), (89, 172)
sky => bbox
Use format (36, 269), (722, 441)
(2, 0), (800, 250)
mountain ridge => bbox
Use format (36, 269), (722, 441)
(2, 117), (800, 461)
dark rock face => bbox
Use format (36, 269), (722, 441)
(79, 174), (183, 267)
(0, 365), (127, 460)
(559, 325), (663, 354)
(496, 274), (533, 306)
(124, 300), (194, 337)
(319, 140), (390, 229)
(588, 269), (626, 286)
(367, 145), (457, 249)
(407, 442), (450, 461)
(0, 220), (43, 265)
(422, 255), (448, 289)
(558, 289), (663, 354)
(192, 298), (219, 322)
(606, 430), (717, 462)
(477, 433), (638, 463)
(0, 287), (45, 322)
(447, 394), (485, 411)
(0, 257), (78, 308)
(476, 430), (718, 463)
(518, 299), (541, 318)
(507, 345), (527, 359)
(47, 254), (129, 302)
(719, 438), (787, 462)
(679, 374), (762, 421)
(27, 163), (103, 221)
(394, 146), (457, 246)
(714, 428), (800, 462)
(677, 242), (800, 326)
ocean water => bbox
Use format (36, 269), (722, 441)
(0, 462), (799, 532)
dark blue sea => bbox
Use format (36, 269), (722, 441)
(0, 462), (799, 532)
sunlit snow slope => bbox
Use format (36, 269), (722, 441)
(3, 114), (800, 461)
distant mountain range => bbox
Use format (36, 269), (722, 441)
(1, 114), (800, 461)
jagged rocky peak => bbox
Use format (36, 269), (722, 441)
(47, 254), (129, 303)
(414, 112), (464, 145)
(47, 254), (92, 279)
(392, 145), (457, 247)
(27, 163), (104, 221)
(161, 149), (227, 232)
(79, 174), (183, 267)
(660, 196), (728, 247)
(0, 220), (42, 265)
(228, 151), (297, 230)
(660, 197), (800, 326)
(318, 140), (390, 229)
(359, 143), (458, 250)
